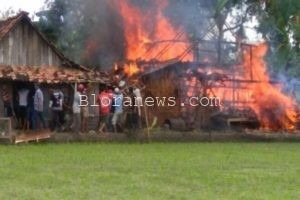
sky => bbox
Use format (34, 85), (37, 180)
(0, 0), (45, 19)
(0, 0), (262, 42)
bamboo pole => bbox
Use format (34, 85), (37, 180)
(144, 105), (150, 142)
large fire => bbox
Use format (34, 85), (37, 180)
(112, 0), (193, 76)
(209, 44), (297, 130)
(109, 0), (298, 131)
(244, 44), (297, 130)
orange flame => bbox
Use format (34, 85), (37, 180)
(114, 0), (193, 63)
(123, 62), (140, 77)
(209, 44), (297, 130)
(244, 44), (297, 130)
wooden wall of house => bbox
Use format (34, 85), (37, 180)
(142, 66), (220, 129)
(142, 70), (181, 125)
(0, 19), (62, 66)
(0, 81), (13, 117)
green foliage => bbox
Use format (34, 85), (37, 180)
(36, 0), (125, 69)
(262, 0), (300, 75)
(36, 0), (85, 63)
(218, 0), (300, 76)
(36, 10), (63, 43)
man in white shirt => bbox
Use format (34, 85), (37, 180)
(18, 88), (29, 130)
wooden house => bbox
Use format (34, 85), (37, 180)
(0, 12), (110, 136)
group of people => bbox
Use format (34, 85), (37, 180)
(1, 84), (46, 130)
(1, 82), (143, 134)
(96, 85), (143, 134)
(97, 87), (124, 133)
(73, 83), (142, 134)
(73, 84), (125, 134)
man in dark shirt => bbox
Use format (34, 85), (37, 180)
(49, 88), (63, 132)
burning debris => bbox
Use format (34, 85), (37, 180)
(104, 0), (299, 132)
(112, 44), (298, 132)
(243, 44), (297, 130)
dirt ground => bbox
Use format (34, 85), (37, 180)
(49, 129), (300, 143)
(2, 128), (300, 144)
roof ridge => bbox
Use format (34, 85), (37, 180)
(0, 11), (90, 72)
(0, 11), (29, 39)
(0, 11), (28, 24)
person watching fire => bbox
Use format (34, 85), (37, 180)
(97, 88), (112, 134)
(112, 87), (123, 133)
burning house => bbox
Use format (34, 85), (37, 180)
(0, 1), (297, 138)
(112, 0), (299, 132)
(0, 12), (110, 139)
(138, 44), (298, 131)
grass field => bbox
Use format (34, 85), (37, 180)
(0, 143), (300, 199)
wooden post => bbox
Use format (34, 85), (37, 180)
(232, 67), (236, 108)
(250, 46), (254, 81)
(144, 105), (150, 142)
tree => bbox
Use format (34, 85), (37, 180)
(36, 0), (125, 70)
(217, 0), (300, 76)
(0, 8), (17, 20)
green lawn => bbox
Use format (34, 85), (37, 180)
(0, 143), (299, 200)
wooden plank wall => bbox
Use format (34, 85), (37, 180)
(143, 71), (181, 125)
(0, 81), (13, 118)
(0, 19), (62, 66)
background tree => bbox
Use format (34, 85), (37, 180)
(0, 8), (17, 20)
(217, 0), (300, 76)
(36, 0), (125, 70)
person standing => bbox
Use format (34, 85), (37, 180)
(97, 89), (112, 133)
(58, 89), (65, 129)
(49, 88), (63, 132)
(61, 89), (72, 131)
(33, 84), (46, 130)
(112, 87), (123, 133)
(72, 84), (83, 134)
(26, 88), (35, 130)
(18, 87), (29, 130)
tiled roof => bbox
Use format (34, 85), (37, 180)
(0, 65), (111, 84)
